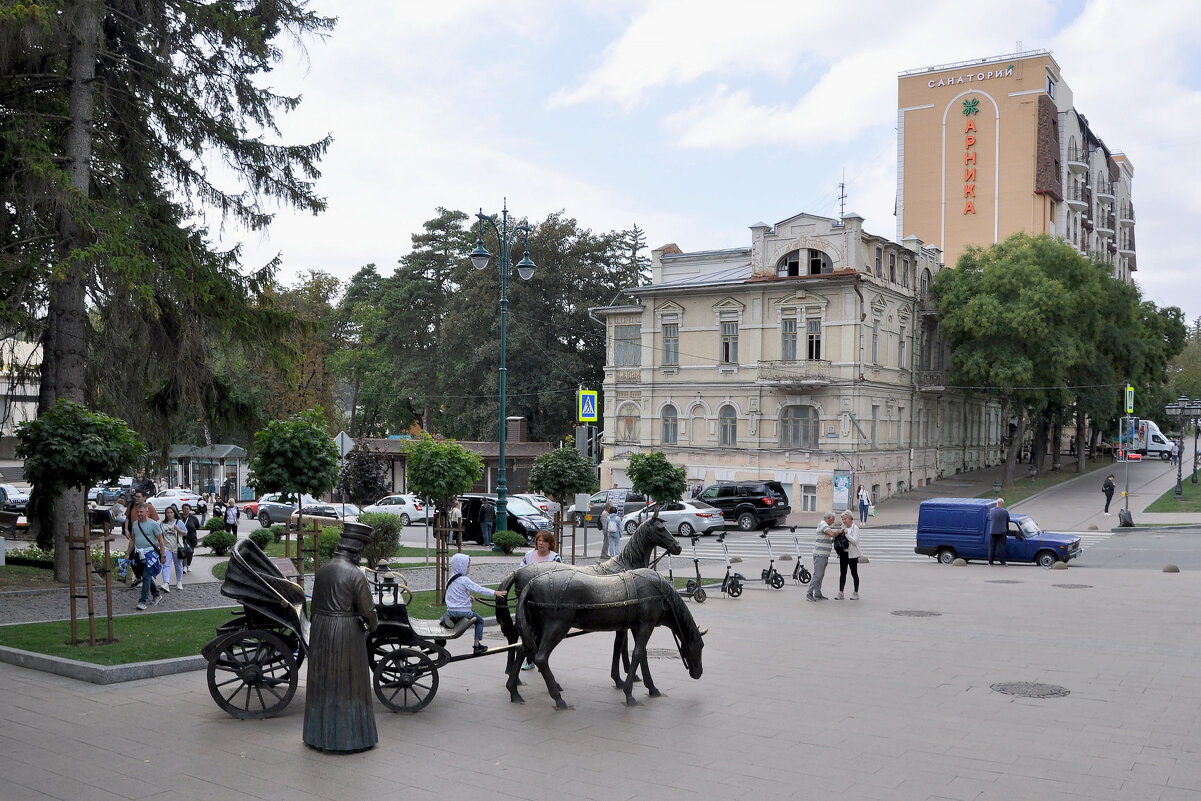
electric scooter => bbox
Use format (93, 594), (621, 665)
(672, 534), (722, 603)
(717, 533), (746, 598)
(788, 525), (812, 585)
(759, 530), (786, 589)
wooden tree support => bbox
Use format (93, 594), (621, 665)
(66, 523), (116, 646)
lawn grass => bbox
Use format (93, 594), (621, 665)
(0, 563), (60, 591)
(1145, 475), (1201, 512)
(258, 540), (498, 560)
(0, 587), (502, 665)
(975, 460), (1110, 505)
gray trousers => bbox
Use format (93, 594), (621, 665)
(807, 554), (830, 598)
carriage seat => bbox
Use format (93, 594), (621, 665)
(409, 616), (475, 640)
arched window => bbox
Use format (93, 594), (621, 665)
(920, 268), (932, 298)
(719, 405), (737, 447)
(661, 405), (678, 445)
(780, 405), (818, 449)
(776, 250), (801, 277)
(616, 402), (640, 442)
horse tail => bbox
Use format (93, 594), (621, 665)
(515, 580), (538, 655)
(495, 570), (519, 643)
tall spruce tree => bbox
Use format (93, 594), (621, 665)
(1, 2), (334, 577)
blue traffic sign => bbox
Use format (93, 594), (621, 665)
(578, 390), (598, 422)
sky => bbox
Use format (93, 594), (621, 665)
(218, 0), (1201, 322)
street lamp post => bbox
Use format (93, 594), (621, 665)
(1164, 396), (1196, 499)
(1190, 399), (1201, 485)
(470, 201), (535, 532)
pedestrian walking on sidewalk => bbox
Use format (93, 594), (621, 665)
(857, 484), (871, 525)
(1102, 474), (1115, 515)
(988, 498), (1009, 566)
(806, 512), (839, 601)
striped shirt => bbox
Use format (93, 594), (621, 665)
(813, 520), (835, 558)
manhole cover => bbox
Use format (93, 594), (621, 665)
(1052, 583), (1092, 589)
(645, 648), (679, 660)
(991, 682), (1069, 698)
(891, 610), (941, 617)
(985, 579), (1022, 584)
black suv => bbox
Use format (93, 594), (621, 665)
(458, 494), (552, 546)
(697, 481), (791, 530)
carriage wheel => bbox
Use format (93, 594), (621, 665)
(206, 630), (298, 719)
(368, 628), (449, 670)
(374, 647), (439, 712)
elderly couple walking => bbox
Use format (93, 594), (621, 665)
(806, 510), (862, 601)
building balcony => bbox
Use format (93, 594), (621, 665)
(756, 359), (833, 388)
(1065, 184), (1090, 209)
(917, 297), (938, 316)
(1095, 214), (1115, 235)
(1119, 203), (1135, 224)
(1119, 232), (1136, 254)
(1066, 146), (1088, 173)
(1095, 181), (1115, 201)
(915, 370), (945, 391)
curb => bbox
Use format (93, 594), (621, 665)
(0, 645), (205, 684)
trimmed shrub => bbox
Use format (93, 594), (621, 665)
(357, 512), (401, 567)
(493, 529), (526, 555)
(203, 516), (226, 532)
(249, 528), (272, 551)
(318, 527), (341, 563)
(202, 528), (237, 556)
(269, 524), (287, 543)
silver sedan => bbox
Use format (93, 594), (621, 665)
(621, 500), (725, 537)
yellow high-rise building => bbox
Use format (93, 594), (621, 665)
(897, 50), (1135, 280)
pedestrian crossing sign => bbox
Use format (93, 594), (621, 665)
(578, 390), (598, 422)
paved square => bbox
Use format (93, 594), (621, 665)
(2, 560), (1199, 800)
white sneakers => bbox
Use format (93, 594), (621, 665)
(835, 592), (845, 600)
(851, 591), (859, 600)
(175, 583), (183, 591)
(161, 582), (170, 593)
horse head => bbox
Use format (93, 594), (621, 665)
(663, 581), (704, 679)
(637, 514), (681, 556)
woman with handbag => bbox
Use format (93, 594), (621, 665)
(159, 506), (183, 592)
(835, 510), (862, 600)
(128, 503), (165, 610)
(179, 503), (199, 574)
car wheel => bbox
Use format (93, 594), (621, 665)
(1036, 550), (1059, 568)
(400, 513), (411, 526)
(244, 507), (254, 519)
(259, 511), (270, 528)
(937, 548), (956, 564)
(1160, 450), (1171, 461)
(624, 520), (638, 536)
(737, 512), (757, 531)
(678, 522), (694, 537)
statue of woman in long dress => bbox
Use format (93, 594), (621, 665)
(303, 523), (379, 753)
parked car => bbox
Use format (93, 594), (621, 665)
(95, 485), (129, 505)
(621, 500), (724, 537)
(696, 480), (791, 530)
(242, 498), (259, 519)
(147, 488), (202, 514)
(458, 494), (551, 546)
(360, 494), (435, 525)
(513, 493), (561, 519)
(569, 489), (650, 529)
(256, 492), (321, 527)
(1, 484), (29, 514)
(914, 498), (1082, 567)
(288, 503), (361, 530)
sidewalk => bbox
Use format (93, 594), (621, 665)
(2, 559), (1199, 801)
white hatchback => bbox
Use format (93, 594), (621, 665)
(360, 494), (436, 525)
(621, 500), (725, 538)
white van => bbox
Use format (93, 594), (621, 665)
(1134, 420), (1173, 460)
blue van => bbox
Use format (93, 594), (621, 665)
(915, 498), (1082, 567)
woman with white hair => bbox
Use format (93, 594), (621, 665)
(836, 510), (862, 600)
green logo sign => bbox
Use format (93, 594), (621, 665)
(962, 98), (979, 116)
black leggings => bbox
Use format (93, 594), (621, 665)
(838, 554), (859, 591)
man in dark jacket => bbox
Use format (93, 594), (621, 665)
(1102, 475), (1116, 515)
(480, 500), (497, 549)
(988, 498), (1009, 566)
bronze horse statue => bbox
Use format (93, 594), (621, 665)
(495, 515), (681, 690)
(509, 567), (705, 709)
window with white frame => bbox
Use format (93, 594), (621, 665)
(661, 405), (678, 445)
(662, 323), (679, 366)
(614, 324), (641, 367)
(781, 318), (798, 361)
(871, 320), (880, 364)
(615, 402), (641, 442)
(777, 250), (801, 277)
(874, 247), (883, 278)
(799, 484), (817, 512)
(889, 252), (896, 283)
(779, 405), (818, 449)
(899, 325), (907, 369)
(719, 405), (737, 446)
(720, 321), (738, 364)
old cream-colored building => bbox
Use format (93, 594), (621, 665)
(897, 50), (1136, 279)
(595, 212), (1004, 510)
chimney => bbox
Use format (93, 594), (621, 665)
(506, 416), (528, 442)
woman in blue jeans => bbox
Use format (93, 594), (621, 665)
(857, 485), (871, 524)
(444, 553), (506, 653)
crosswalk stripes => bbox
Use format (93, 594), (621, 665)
(665, 527), (1115, 565)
